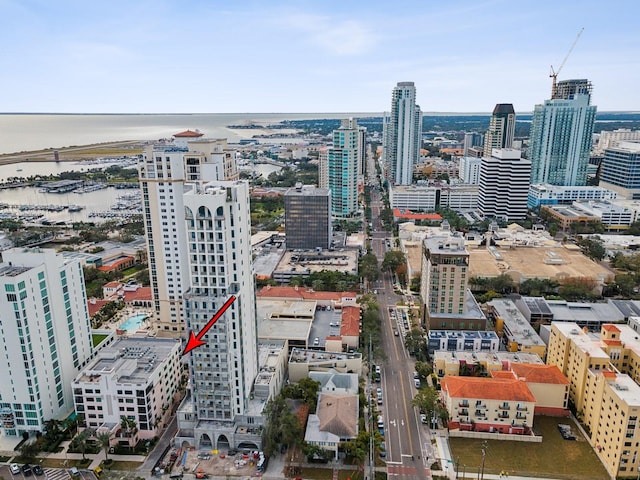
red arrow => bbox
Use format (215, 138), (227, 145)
(182, 295), (236, 356)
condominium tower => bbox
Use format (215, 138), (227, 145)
(529, 79), (597, 186)
(176, 180), (260, 450)
(328, 119), (361, 217)
(0, 248), (93, 436)
(139, 134), (238, 337)
(384, 82), (422, 185)
(284, 184), (332, 250)
(483, 104), (516, 158)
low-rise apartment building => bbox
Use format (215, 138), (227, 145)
(433, 351), (544, 378)
(441, 376), (536, 435)
(72, 336), (182, 446)
(427, 330), (499, 355)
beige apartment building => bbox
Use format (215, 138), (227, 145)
(584, 371), (640, 478)
(441, 376), (536, 435)
(547, 322), (640, 477)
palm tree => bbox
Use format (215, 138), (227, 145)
(120, 416), (138, 450)
(97, 432), (112, 462)
(73, 430), (90, 460)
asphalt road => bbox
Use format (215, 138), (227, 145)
(367, 168), (432, 479)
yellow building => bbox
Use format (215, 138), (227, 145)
(547, 322), (640, 478)
(546, 322), (611, 412)
(509, 364), (569, 415)
(488, 299), (547, 358)
(583, 371), (640, 479)
(433, 351), (544, 378)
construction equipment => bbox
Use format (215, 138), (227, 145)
(550, 28), (584, 98)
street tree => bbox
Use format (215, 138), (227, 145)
(412, 386), (443, 421)
(359, 253), (379, 283)
(404, 328), (427, 360)
(382, 250), (406, 273)
(414, 361), (433, 380)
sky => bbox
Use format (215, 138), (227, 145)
(1, 0), (639, 113)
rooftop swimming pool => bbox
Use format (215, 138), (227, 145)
(120, 313), (148, 331)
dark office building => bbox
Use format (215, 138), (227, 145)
(284, 184), (332, 250)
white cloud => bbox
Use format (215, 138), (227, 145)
(279, 12), (375, 56)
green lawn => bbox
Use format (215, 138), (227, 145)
(299, 467), (334, 480)
(100, 460), (143, 471)
(36, 458), (89, 468)
(449, 416), (608, 479)
(92, 333), (109, 347)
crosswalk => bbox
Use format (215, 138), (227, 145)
(44, 468), (71, 480)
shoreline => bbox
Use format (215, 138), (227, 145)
(0, 140), (145, 165)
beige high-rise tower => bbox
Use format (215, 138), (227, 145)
(139, 133), (237, 337)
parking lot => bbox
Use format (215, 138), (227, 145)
(0, 464), (96, 480)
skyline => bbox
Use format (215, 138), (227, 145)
(2, 0), (639, 113)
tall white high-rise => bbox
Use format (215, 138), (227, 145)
(384, 82), (422, 185)
(0, 248), (93, 436)
(529, 79), (597, 186)
(459, 156), (482, 185)
(328, 119), (361, 217)
(177, 180), (260, 450)
(140, 135), (237, 337)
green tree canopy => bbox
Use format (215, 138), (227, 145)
(382, 250), (406, 273)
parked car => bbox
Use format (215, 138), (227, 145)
(10, 464), (20, 475)
(33, 465), (44, 476)
(22, 464), (33, 477)
(420, 413), (428, 424)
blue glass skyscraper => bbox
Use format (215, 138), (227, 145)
(529, 79), (596, 186)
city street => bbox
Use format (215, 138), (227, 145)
(367, 169), (433, 479)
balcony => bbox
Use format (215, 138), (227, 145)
(517, 405), (528, 411)
(499, 404), (510, 410)
(458, 409), (469, 416)
(459, 401), (469, 408)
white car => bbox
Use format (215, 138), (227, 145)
(10, 464), (20, 475)
(420, 413), (428, 424)
(313, 337), (319, 345)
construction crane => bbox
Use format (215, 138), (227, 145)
(550, 27), (584, 98)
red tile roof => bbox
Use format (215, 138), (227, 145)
(173, 130), (204, 138)
(509, 364), (569, 385)
(122, 287), (152, 303)
(257, 286), (356, 301)
(602, 370), (617, 378)
(602, 324), (621, 332)
(104, 281), (122, 289)
(442, 376), (536, 403)
(340, 306), (360, 336)
(87, 299), (112, 318)
(97, 256), (134, 272)
(603, 339), (623, 346)
(492, 371), (516, 380)
(392, 209), (443, 221)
